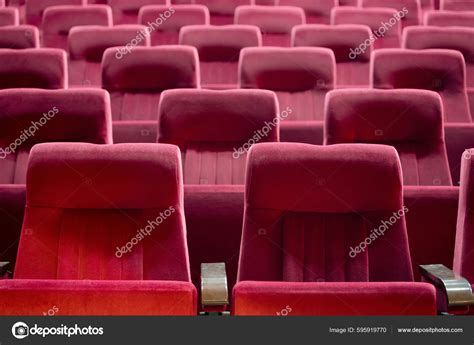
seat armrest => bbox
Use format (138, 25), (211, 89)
(0, 262), (10, 279)
(201, 262), (229, 314)
(420, 264), (474, 314)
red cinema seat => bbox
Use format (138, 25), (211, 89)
(139, 5), (210, 45)
(403, 27), (474, 116)
(25, 0), (86, 26)
(102, 46), (199, 121)
(42, 5), (113, 50)
(255, 0), (275, 4)
(158, 89), (279, 184)
(235, 5), (305, 46)
(68, 25), (150, 87)
(441, 0), (474, 10)
(454, 149), (474, 288)
(108, 0), (169, 25)
(0, 8), (18, 27)
(424, 10), (474, 27)
(278, 0), (337, 24)
(180, 25), (261, 89)
(233, 143), (436, 315)
(0, 49), (66, 89)
(292, 24), (372, 88)
(0, 89), (112, 184)
(325, 89), (452, 186)
(372, 49), (472, 123)
(0, 26), (39, 48)
(331, 7), (402, 49)
(0, 142), (196, 315)
(239, 47), (335, 121)
(359, 0), (420, 27)
(194, 0), (253, 25)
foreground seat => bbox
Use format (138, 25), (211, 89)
(0, 7), (18, 26)
(372, 49), (472, 123)
(0, 143), (196, 315)
(239, 47), (335, 121)
(235, 5), (305, 46)
(0, 48), (66, 89)
(158, 89), (279, 185)
(325, 89), (452, 186)
(233, 143), (436, 315)
(0, 89), (112, 184)
(139, 5), (209, 45)
(25, 0), (85, 26)
(180, 25), (261, 88)
(108, 0), (169, 24)
(278, 0), (336, 24)
(424, 10), (474, 27)
(68, 25), (150, 87)
(331, 7), (402, 49)
(292, 24), (372, 88)
(0, 26), (39, 49)
(42, 5), (112, 50)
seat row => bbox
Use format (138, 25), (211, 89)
(3, 0), (474, 27)
(0, 140), (473, 315)
(0, 45), (471, 122)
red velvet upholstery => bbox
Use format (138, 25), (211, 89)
(139, 5), (210, 45)
(42, 5), (113, 50)
(0, 143), (196, 315)
(331, 7), (402, 49)
(325, 89), (452, 186)
(359, 0), (420, 27)
(445, 124), (474, 184)
(194, 0), (253, 25)
(233, 282), (436, 315)
(404, 186), (458, 281)
(180, 25), (261, 88)
(278, 0), (336, 24)
(25, 0), (86, 26)
(102, 46), (199, 121)
(403, 27), (474, 92)
(0, 26), (39, 49)
(235, 143), (435, 315)
(0, 280), (196, 315)
(0, 8), (18, 26)
(372, 49), (472, 123)
(424, 10), (474, 28)
(292, 24), (372, 88)
(239, 47), (335, 121)
(0, 89), (112, 184)
(0, 49), (67, 89)
(158, 89), (279, 184)
(68, 25), (150, 87)
(454, 148), (474, 283)
(441, 0), (474, 10)
(235, 5), (305, 47)
(108, 0), (169, 24)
